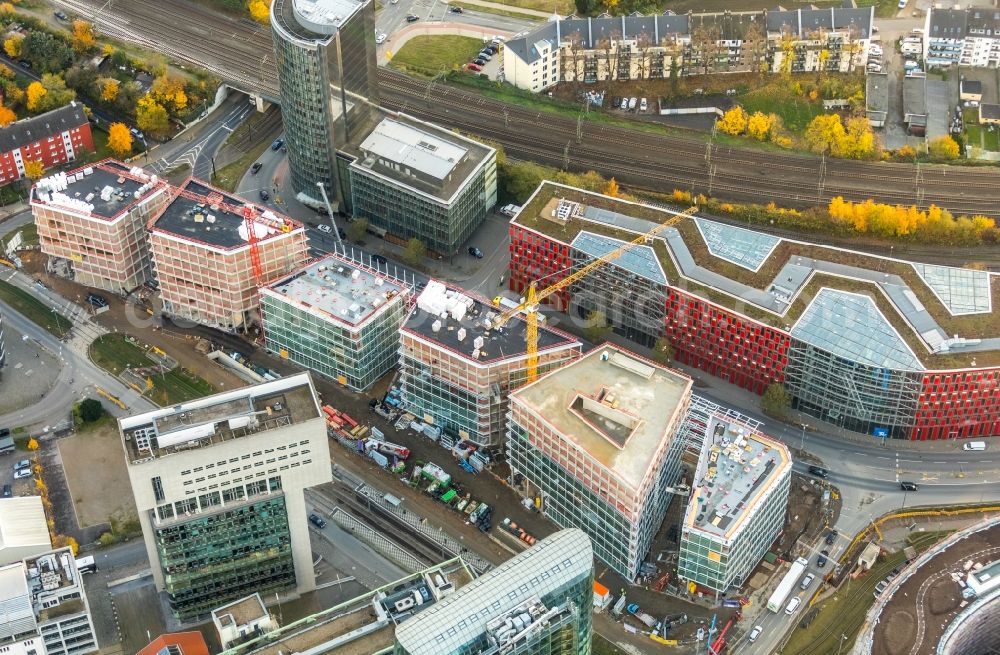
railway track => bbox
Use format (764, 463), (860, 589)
(53, 0), (1000, 221)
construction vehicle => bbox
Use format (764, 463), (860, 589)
(489, 205), (697, 382)
(365, 438), (411, 460)
(767, 557), (809, 612)
(626, 603), (657, 629)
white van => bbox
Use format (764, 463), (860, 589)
(962, 441), (987, 451)
(639, 97), (648, 112)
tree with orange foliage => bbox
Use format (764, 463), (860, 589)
(107, 122), (133, 157)
(100, 78), (119, 102)
(603, 177), (620, 197)
(248, 0), (270, 23)
(70, 20), (96, 54)
(0, 103), (15, 127)
(23, 159), (45, 180)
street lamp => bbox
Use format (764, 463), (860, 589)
(836, 633), (849, 655)
(800, 423), (807, 451)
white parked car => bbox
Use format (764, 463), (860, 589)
(14, 468), (32, 480)
(748, 625), (763, 643)
(785, 596), (802, 615)
(639, 97), (647, 112)
(376, 32), (387, 44)
(317, 224), (332, 233)
(800, 573), (816, 589)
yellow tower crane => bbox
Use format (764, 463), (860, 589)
(493, 204), (698, 383)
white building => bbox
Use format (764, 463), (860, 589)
(119, 373), (332, 619)
(212, 593), (275, 650)
(0, 547), (99, 655)
(926, 7), (1000, 69)
(0, 497), (53, 565)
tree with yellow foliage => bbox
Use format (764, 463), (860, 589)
(0, 63), (13, 79)
(102, 44), (114, 57)
(0, 103), (14, 127)
(603, 177), (620, 198)
(100, 78), (119, 102)
(3, 33), (24, 58)
(25, 81), (46, 112)
(135, 94), (169, 136)
(716, 106), (748, 136)
(840, 116), (877, 159)
(804, 114), (844, 154)
(23, 159), (45, 180)
(928, 135), (960, 160)
(746, 111), (774, 141)
(107, 122), (133, 157)
(150, 74), (188, 111)
(27, 437), (39, 451)
(71, 20), (96, 54)
(0, 3), (15, 16)
(248, 0), (270, 23)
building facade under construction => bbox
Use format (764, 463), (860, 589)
(119, 374), (331, 619)
(31, 160), (171, 294)
(507, 344), (692, 581)
(148, 178), (309, 331)
(260, 254), (411, 391)
(398, 280), (581, 448)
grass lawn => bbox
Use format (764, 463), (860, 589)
(89, 334), (215, 406)
(1, 222), (38, 252)
(212, 141), (270, 192)
(780, 531), (949, 655)
(740, 86), (825, 134)
(0, 279), (72, 338)
(983, 125), (1000, 151)
(390, 35), (486, 78)
(965, 123), (983, 148)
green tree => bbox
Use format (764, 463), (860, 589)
(23, 31), (74, 74)
(346, 218), (368, 242)
(79, 398), (105, 423)
(761, 383), (791, 420)
(650, 336), (674, 364)
(402, 238), (426, 265)
(582, 310), (613, 343)
(499, 160), (547, 202)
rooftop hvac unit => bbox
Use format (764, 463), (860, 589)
(432, 320), (442, 332)
(457, 328), (467, 341)
(352, 269), (361, 280)
(375, 278), (384, 286)
(473, 336), (485, 349)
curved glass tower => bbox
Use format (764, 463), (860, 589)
(0, 309), (6, 369)
(271, 0), (379, 208)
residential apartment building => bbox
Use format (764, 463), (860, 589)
(271, 0), (379, 207)
(0, 103), (93, 185)
(925, 7), (1000, 69)
(394, 529), (594, 655)
(507, 345), (692, 581)
(502, 7), (873, 92)
(0, 547), (99, 655)
(31, 160), (170, 294)
(148, 178), (310, 331)
(677, 413), (791, 597)
(348, 114), (497, 255)
(398, 280), (581, 449)
(119, 374), (332, 619)
(507, 181), (1000, 441)
(260, 254), (410, 391)
(0, 497), (52, 565)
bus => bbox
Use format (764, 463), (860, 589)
(76, 556), (98, 575)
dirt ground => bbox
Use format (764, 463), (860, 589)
(871, 522), (1000, 655)
(58, 419), (137, 529)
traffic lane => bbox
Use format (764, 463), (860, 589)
(236, 137), (286, 205)
(447, 8), (536, 34)
(193, 103), (255, 179)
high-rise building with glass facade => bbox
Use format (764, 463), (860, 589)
(394, 529), (594, 655)
(120, 374), (331, 619)
(260, 254), (411, 391)
(507, 344), (692, 581)
(271, 0), (379, 207)
(677, 412), (791, 598)
(398, 280), (581, 449)
(348, 114), (497, 255)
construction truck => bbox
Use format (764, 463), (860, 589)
(767, 557), (810, 612)
(626, 603), (657, 629)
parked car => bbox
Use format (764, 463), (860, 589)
(308, 513), (327, 529)
(130, 127), (145, 140)
(785, 596), (802, 615)
(628, 97), (637, 110)
(900, 481), (919, 491)
(259, 190), (270, 201)
(808, 465), (829, 478)
(14, 459), (30, 471)
(317, 224), (332, 233)
(271, 138), (284, 151)
(14, 468), (32, 480)
(251, 161), (263, 174)
(467, 63), (482, 72)
(825, 530), (838, 545)
(474, 57), (487, 66)
(86, 292), (108, 308)
(963, 440), (987, 451)
(54, 10), (69, 21)
(376, 32), (387, 44)
(449, 5), (463, 12)
(406, 14), (419, 22)
(468, 246), (484, 258)
(1, 484), (11, 498)
(639, 97), (648, 112)
(800, 573), (816, 589)
(817, 550), (830, 568)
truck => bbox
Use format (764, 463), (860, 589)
(766, 557), (810, 612)
(626, 603), (657, 629)
(366, 438), (411, 460)
(420, 463), (452, 486)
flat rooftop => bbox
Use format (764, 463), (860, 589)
(119, 373), (321, 464)
(292, 0), (365, 32)
(263, 255), (406, 328)
(0, 497), (51, 553)
(224, 562), (474, 655)
(402, 280), (578, 365)
(32, 160), (163, 222)
(686, 416), (790, 542)
(349, 114), (493, 202)
(0, 563), (34, 642)
(213, 594), (268, 628)
(511, 180), (1000, 369)
(510, 344), (692, 490)
(150, 178), (303, 250)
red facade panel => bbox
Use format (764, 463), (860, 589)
(910, 368), (1000, 440)
(508, 224), (571, 311)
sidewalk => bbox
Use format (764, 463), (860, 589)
(451, 0), (553, 18)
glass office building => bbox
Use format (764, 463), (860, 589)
(677, 414), (791, 597)
(506, 345), (692, 581)
(348, 115), (497, 255)
(393, 529), (593, 655)
(261, 254), (410, 391)
(271, 0), (379, 207)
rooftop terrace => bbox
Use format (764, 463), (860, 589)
(150, 179), (303, 250)
(31, 160), (164, 221)
(512, 181), (1000, 369)
(263, 255), (407, 328)
(402, 280), (578, 364)
(511, 344), (692, 490)
(349, 114), (493, 202)
(686, 416), (790, 542)
(119, 374), (320, 464)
